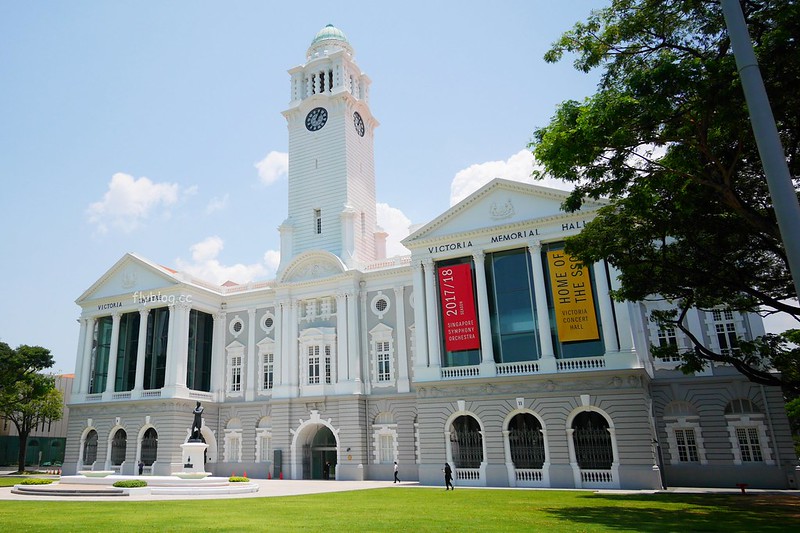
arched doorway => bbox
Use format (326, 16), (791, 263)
(508, 413), (545, 469)
(82, 429), (98, 467)
(301, 426), (337, 480)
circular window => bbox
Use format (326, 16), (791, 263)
(261, 312), (276, 334)
(229, 317), (244, 337)
(370, 293), (391, 319)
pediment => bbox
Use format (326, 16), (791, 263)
(279, 251), (347, 283)
(226, 340), (245, 351)
(402, 178), (604, 247)
(76, 253), (181, 304)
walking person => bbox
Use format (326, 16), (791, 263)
(393, 461), (400, 483)
(443, 462), (454, 490)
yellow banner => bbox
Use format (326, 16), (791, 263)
(547, 250), (600, 342)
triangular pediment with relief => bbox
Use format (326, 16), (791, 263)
(76, 253), (182, 304)
(402, 178), (605, 247)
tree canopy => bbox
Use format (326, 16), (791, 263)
(0, 343), (62, 472)
(530, 0), (800, 393)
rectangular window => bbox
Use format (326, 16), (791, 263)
(324, 345), (332, 384)
(90, 316), (114, 394)
(262, 353), (274, 390)
(115, 311), (141, 392)
(187, 310), (214, 392)
(486, 249), (539, 364)
(314, 209), (322, 235)
(230, 356), (242, 392)
(674, 429), (699, 462)
(144, 307), (170, 390)
(712, 309), (739, 355)
(308, 346), (320, 384)
(736, 427), (763, 462)
(377, 342), (391, 381)
(379, 434), (394, 464)
(657, 326), (682, 362)
(259, 435), (271, 462)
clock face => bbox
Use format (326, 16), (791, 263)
(305, 107), (328, 131)
(353, 111), (365, 137)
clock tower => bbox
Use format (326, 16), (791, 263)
(279, 24), (383, 273)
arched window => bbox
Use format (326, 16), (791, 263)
(572, 412), (612, 469)
(141, 428), (158, 466)
(509, 413), (545, 469)
(83, 430), (98, 465)
(450, 415), (482, 468)
(111, 429), (127, 466)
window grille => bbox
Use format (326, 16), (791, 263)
(451, 416), (483, 468)
(141, 428), (158, 466)
(110, 429), (127, 466)
(572, 412), (613, 469)
(509, 414), (545, 469)
(83, 430), (98, 464)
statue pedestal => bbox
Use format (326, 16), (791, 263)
(180, 441), (209, 474)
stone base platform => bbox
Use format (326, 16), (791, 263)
(12, 475), (259, 497)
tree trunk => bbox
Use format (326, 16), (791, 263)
(17, 431), (28, 474)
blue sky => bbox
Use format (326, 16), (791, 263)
(0, 1), (792, 374)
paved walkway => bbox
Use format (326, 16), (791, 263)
(1, 470), (798, 502)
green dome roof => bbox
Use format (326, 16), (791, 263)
(307, 24), (353, 59)
(311, 24), (349, 46)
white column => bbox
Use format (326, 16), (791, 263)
(472, 251), (496, 375)
(163, 305), (176, 388)
(272, 304), (283, 390)
(246, 309), (257, 401)
(411, 261), (429, 369)
(281, 300), (291, 390)
(173, 303), (191, 390)
(133, 308), (149, 393)
(103, 312), (122, 396)
(608, 266), (635, 352)
(528, 243), (555, 370)
(393, 286), (410, 393)
(79, 317), (95, 394)
(72, 318), (88, 397)
(210, 311), (226, 399)
(336, 292), (349, 383)
(593, 261), (619, 354)
(360, 282), (370, 394)
(348, 290), (362, 386)
(289, 300), (299, 396)
(423, 259), (442, 371)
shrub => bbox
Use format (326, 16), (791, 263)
(229, 476), (249, 483)
(20, 478), (55, 485)
(112, 480), (147, 488)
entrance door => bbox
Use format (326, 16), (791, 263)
(309, 426), (337, 480)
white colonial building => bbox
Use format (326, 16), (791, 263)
(64, 25), (798, 489)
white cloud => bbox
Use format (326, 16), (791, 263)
(86, 172), (182, 233)
(175, 236), (279, 285)
(449, 149), (573, 206)
(205, 193), (229, 214)
(377, 202), (412, 257)
(255, 151), (289, 185)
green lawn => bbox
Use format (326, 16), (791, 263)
(0, 483), (797, 532)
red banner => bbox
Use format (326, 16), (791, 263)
(438, 263), (480, 352)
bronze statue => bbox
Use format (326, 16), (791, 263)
(191, 401), (204, 441)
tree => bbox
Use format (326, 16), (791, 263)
(530, 0), (800, 393)
(0, 344), (62, 472)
